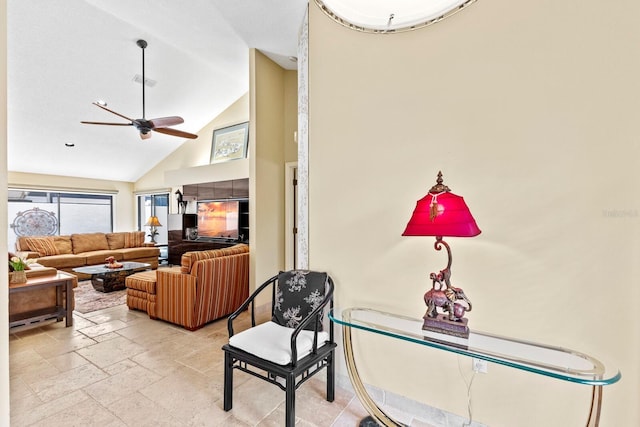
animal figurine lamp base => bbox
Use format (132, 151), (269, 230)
(422, 257), (472, 340)
(423, 314), (469, 338)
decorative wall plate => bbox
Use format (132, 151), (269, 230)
(11, 207), (58, 237)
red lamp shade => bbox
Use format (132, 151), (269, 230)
(402, 175), (481, 238)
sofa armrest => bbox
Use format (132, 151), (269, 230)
(20, 251), (41, 260)
(190, 254), (249, 320)
(25, 266), (58, 279)
(155, 269), (198, 328)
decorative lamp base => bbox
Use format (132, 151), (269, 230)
(423, 314), (469, 338)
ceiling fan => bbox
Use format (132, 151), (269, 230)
(81, 39), (198, 140)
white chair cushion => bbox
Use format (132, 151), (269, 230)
(229, 321), (330, 365)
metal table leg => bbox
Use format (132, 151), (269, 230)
(342, 323), (406, 427)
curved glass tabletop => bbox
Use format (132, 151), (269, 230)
(330, 307), (621, 386)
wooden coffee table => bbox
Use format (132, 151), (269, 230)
(73, 262), (151, 293)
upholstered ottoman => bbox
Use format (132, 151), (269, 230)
(125, 270), (159, 318)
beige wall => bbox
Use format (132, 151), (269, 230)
(309, 1), (638, 426)
(250, 49), (288, 294)
(1, 0), (9, 423)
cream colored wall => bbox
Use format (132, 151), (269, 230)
(1, 0), (9, 423)
(309, 2), (638, 426)
(7, 172), (136, 231)
(249, 49), (288, 294)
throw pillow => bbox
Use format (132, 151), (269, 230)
(71, 233), (109, 254)
(124, 231), (145, 248)
(272, 270), (327, 331)
(53, 236), (73, 254)
(106, 232), (126, 249)
(23, 236), (59, 257)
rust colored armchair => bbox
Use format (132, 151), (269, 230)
(126, 244), (249, 330)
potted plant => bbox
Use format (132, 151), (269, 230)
(9, 255), (35, 284)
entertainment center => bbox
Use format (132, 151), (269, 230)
(167, 178), (249, 266)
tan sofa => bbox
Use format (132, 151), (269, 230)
(126, 243), (249, 330)
(16, 232), (159, 280)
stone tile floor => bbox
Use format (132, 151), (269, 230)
(9, 304), (372, 426)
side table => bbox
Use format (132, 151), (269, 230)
(9, 271), (75, 329)
(329, 308), (621, 427)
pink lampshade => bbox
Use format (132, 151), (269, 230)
(402, 173), (481, 238)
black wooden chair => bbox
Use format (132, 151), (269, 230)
(222, 270), (336, 427)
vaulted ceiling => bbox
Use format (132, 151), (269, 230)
(7, 0), (307, 182)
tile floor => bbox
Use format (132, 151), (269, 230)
(9, 303), (373, 426)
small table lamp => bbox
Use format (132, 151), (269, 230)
(145, 215), (162, 244)
(402, 171), (480, 338)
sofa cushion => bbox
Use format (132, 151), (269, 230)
(23, 236), (59, 257)
(125, 269), (159, 294)
(119, 247), (159, 261)
(124, 232), (145, 248)
(180, 244), (249, 274)
(71, 233), (109, 254)
(54, 235), (73, 254)
(106, 232), (126, 249)
(79, 250), (123, 265)
(36, 254), (87, 269)
(229, 321), (330, 365)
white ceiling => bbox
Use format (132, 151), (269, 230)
(7, 0), (308, 182)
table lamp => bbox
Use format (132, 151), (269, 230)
(145, 215), (162, 243)
(402, 171), (480, 338)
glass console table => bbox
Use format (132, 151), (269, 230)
(329, 308), (621, 427)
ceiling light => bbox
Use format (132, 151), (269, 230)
(314, 0), (477, 33)
(64, 143), (75, 147)
(95, 99), (107, 106)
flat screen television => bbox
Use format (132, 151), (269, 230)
(196, 200), (240, 239)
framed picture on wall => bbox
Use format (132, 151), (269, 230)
(210, 122), (249, 163)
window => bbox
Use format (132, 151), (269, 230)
(8, 189), (114, 251)
(137, 193), (169, 245)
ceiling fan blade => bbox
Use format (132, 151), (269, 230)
(154, 127), (198, 139)
(91, 102), (134, 122)
(148, 116), (184, 129)
(81, 121), (132, 126)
